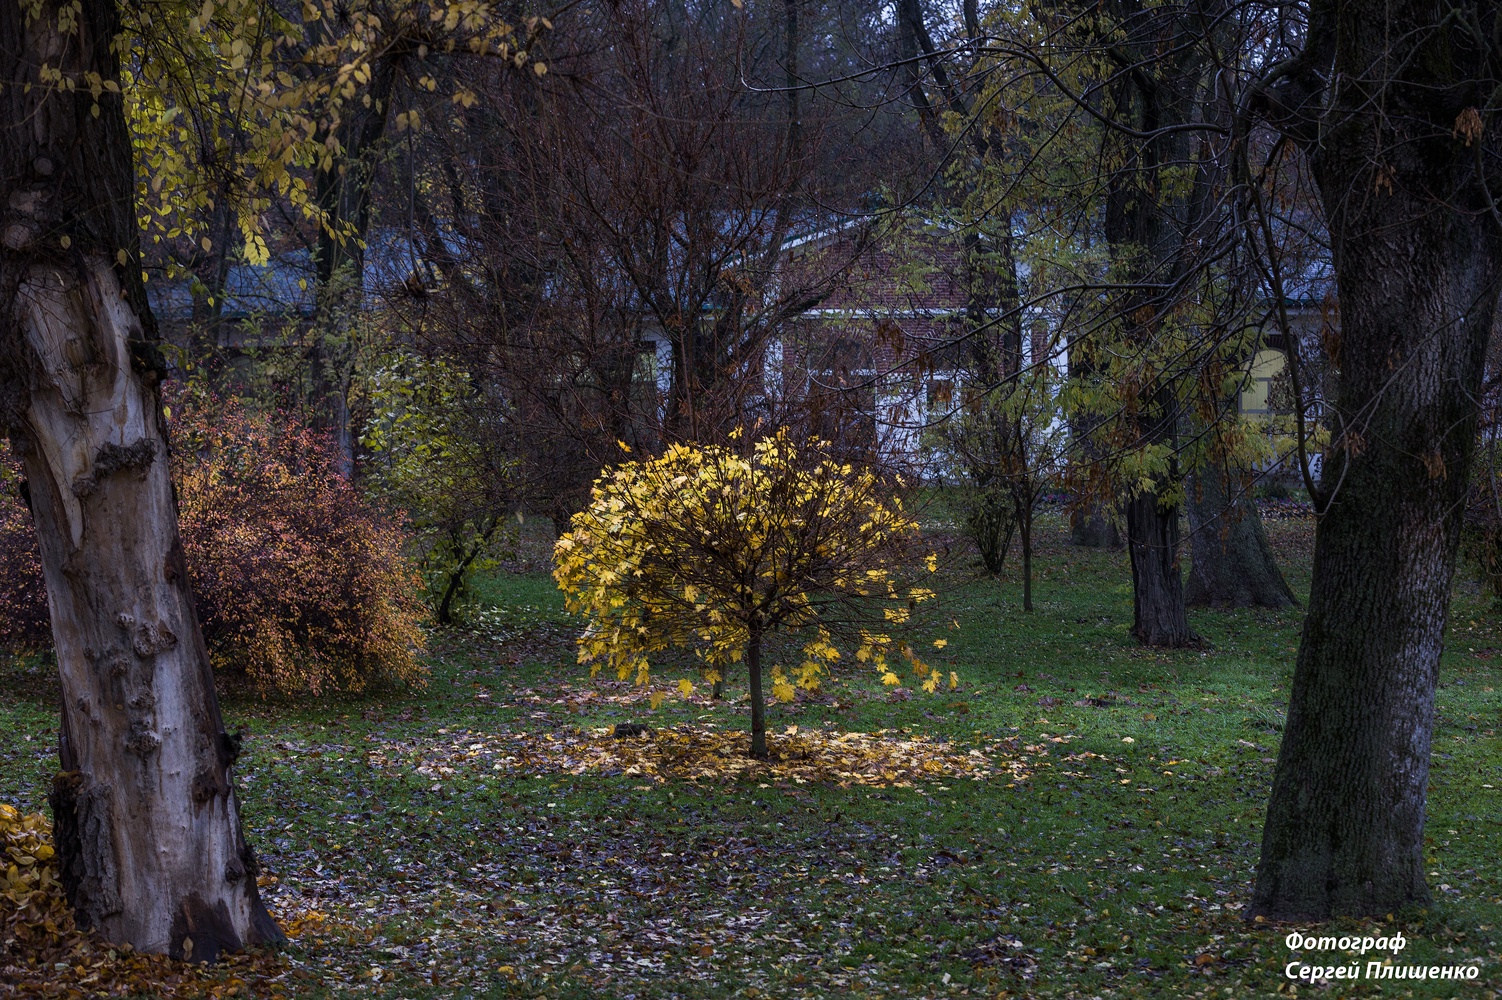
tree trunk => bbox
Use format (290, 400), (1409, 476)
(746, 626), (767, 760)
(1019, 500), (1034, 612)
(435, 524), (493, 626)
(1185, 467), (1297, 608)
(435, 556), (468, 626)
(307, 305), (356, 481)
(1070, 504), (1123, 549)
(309, 51), (398, 480)
(1067, 318), (1122, 551)
(1123, 488), (1197, 647)
(1248, 0), (1502, 919)
(1092, 3), (1221, 649)
(0, 0), (281, 959)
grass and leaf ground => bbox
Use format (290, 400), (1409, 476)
(2, 510), (1500, 998)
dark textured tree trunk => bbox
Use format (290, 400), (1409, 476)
(434, 520), (498, 626)
(1249, 0), (1502, 919)
(1067, 307), (1122, 551)
(1123, 487), (1197, 646)
(308, 338), (355, 478)
(1070, 504), (1123, 549)
(436, 573), (464, 626)
(746, 625), (767, 759)
(1066, 322), (1122, 551)
(1018, 500), (1034, 612)
(1093, 2), (1225, 649)
(1185, 467), (1296, 608)
(0, 0), (281, 958)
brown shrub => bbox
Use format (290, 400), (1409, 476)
(0, 391), (427, 696)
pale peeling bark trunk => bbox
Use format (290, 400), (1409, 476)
(1, 0), (281, 959)
(19, 260), (282, 959)
(1185, 467), (1296, 609)
(1249, 0), (1502, 919)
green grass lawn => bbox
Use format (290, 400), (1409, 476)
(2, 511), (1500, 998)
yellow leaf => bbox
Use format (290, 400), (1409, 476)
(678, 678), (694, 697)
(932, 639), (947, 649)
(649, 691), (665, 710)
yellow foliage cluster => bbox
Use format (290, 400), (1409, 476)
(554, 429), (948, 696)
(12, 0), (544, 282)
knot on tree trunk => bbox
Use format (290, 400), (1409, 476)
(71, 438), (156, 499)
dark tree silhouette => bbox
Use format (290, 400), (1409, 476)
(1246, 0), (1502, 919)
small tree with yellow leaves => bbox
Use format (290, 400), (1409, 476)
(554, 429), (945, 759)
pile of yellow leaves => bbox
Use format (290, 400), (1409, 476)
(376, 724), (1038, 788)
(2, 805), (56, 903)
(0, 805), (286, 998)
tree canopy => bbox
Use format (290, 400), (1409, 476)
(554, 429), (946, 757)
